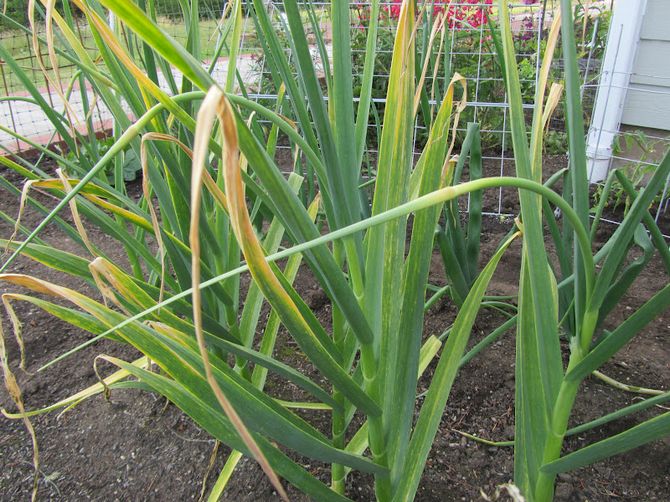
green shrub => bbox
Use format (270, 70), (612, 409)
(1, 0), (28, 25)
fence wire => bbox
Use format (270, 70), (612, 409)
(2, 1), (665, 232)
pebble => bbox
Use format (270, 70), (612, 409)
(554, 482), (573, 500)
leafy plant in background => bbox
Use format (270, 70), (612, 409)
(591, 129), (670, 214)
(63, 136), (142, 182)
(543, 128), (568, 155)
(573, 1), (611, 60)
(1, 0), (28, 25)
(0, 2), (668, 502)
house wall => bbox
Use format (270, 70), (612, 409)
(621, 0), (670, 130)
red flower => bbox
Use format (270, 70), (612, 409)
(380, 0), (493, 29)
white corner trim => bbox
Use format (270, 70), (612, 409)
(586, 0), (648, 182)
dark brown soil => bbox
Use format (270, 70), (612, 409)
(0, 153), (668, 501)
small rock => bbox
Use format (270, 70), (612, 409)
(554, 482), (573, 500)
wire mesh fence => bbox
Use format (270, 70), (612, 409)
(2, 0), (666, 230)
(588, 124), (670, 231)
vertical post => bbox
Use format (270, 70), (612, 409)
(586, 0), (647, 182)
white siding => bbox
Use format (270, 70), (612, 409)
(621, 0), (670, 129)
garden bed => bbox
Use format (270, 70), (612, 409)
(0, 155), (668, 501)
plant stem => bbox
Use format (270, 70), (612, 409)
(534, 337), (587, 500)
(534, 377), (580, 501)
(331, 241), (346, 495)
(331, 396), (346, 494)
(359, 344), (391, 499)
